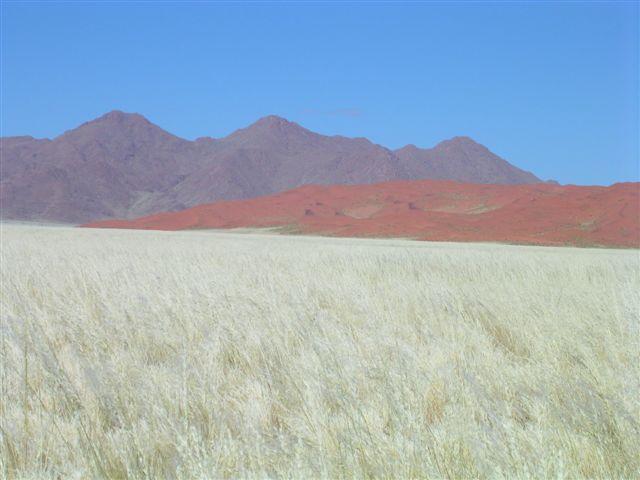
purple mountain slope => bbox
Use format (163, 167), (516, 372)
(1, 111), (541, 223)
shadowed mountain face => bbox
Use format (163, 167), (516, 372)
(1, 111), (541, 223)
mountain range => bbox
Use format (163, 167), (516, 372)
(1, 111), (542, 223)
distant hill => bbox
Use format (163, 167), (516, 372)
(394, 137), (540, 184)
(84, 180), (640, 248)
(1, 110), (541, 223)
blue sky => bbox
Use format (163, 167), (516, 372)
(1, 1), (638, 185)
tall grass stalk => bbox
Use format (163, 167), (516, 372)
(1, 224), (638, 479)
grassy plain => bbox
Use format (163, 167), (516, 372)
(1, 224), (638, 479)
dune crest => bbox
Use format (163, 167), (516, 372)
(84, 180), (640, 248)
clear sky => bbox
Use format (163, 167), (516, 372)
(1, 1), (638, 185)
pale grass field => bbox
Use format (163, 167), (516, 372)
(1, 224), (639, 479)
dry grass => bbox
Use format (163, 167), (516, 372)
(1, 224), (639, 479)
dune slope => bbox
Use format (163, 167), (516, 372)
(84, 180), (640, 247)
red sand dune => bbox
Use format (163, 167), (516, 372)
(83, 180), (640, 248)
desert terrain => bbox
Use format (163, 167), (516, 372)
(85, 180), (640, 248)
